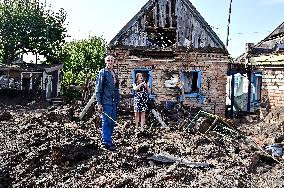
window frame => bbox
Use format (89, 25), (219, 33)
(253, 72), (262, 103)
(181, 70), (202, 98)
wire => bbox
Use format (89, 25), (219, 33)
(226, 0), (233, 49)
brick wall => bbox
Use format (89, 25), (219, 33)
(261, 69), (284, 109)
(110, 49), (229, 117)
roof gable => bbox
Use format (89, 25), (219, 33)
(110, 0), (225, 51)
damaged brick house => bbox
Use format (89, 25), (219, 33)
(233, 22), (284, 117)
(0, 61), (63, 100)
(108, 0), (229, 116)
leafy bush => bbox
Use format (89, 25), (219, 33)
(59, 36), (107, 96)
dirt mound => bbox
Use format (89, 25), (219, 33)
(0, 89), (44, 106)
(1, 103), (284, 187)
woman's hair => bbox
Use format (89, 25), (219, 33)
(135, 73), (143, 82)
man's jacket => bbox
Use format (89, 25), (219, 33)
(95, 68), (120, 105)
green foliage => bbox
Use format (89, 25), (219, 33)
(60, 36), (107, 93)
(0, 0), (67, 63)
(62, 88), (82, 99)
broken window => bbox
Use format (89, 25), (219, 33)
(182, 70), (201, 95)
(253, 73), (262, 102)
(132, 68), (154, 98)
(21, 73), (31, 91)
(32, 73), (42, 90)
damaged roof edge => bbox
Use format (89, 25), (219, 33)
(255, 22), (284, 48)
(264, 22), (284, 40)
(110, 45), (228, 55)
(0, 63), (63, 72)
(109, 0), (153, 46)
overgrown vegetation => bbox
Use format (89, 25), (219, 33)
(0, 0), (67, 64)
(60, 36), (107, 95)
(0, 0), (107, 98)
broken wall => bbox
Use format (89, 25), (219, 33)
(261, 68), (284, 110)
(247, 54), (284, 113)
(111, 49), (228, 116)
(0, 70), (21, 89)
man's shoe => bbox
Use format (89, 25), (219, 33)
(103, 144), (117, 151)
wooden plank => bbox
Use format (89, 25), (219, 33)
(79, 94), (96, 120)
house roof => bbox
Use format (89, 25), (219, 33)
(235, 22), (284, 65)
(109, 0), (226, 52)
(0, 63), (62, 72)
(264, 22), (284, 40)
(234, 52), (246, 63)
(254, 22), (284, 51)
(235, 22), (284, 62)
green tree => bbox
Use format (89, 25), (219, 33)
(60, 36), (107, 91)
(0, 0), (67, 64)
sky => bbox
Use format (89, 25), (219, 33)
(43, 0), (284, 58)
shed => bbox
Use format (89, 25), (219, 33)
(0, 62), (63, 100)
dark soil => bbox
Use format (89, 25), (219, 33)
(1, 100), (284, 188)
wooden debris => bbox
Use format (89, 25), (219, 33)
(148, 152), (210, 168)
(2, 101), (284, 187)
(79, 94), (96, 120)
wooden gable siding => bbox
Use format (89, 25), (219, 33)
(175, 0), (218, 48)
(111, 0), (225, 50)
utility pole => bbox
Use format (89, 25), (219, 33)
(226, 0), (233, 49)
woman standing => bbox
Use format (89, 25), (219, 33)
(132, 73), (150, 130)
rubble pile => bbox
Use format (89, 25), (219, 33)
(239, 107), (284, 146)
(1, 102), (284, 187)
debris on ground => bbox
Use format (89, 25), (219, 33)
(1, 99), (284, 187)
(148, 152), (210, 168)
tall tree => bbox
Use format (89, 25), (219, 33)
(0, 0), (67, 64)
(60, 36), (107, 90)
